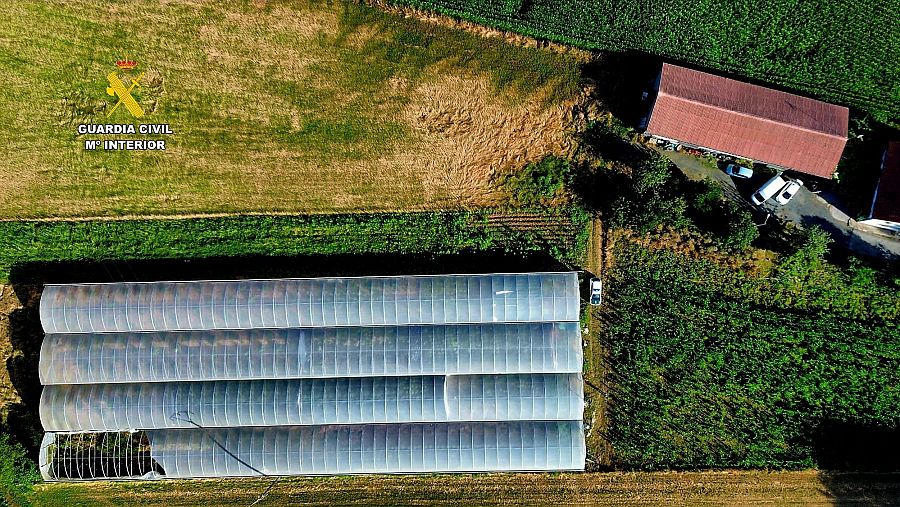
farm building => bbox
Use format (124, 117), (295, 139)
(642, 63), (849, 179)
(36, 273), (586, 480)
(861, 142), (900, 232)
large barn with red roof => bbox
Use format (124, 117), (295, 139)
(643, 64), (850, 179)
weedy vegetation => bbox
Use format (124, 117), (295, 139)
(0, 209), (590, 283)
(0, 433), (40, 507)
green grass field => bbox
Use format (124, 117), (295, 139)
(0, 0), (584, 218)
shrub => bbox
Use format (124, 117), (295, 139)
(719, 202), (759, 251)
(631, 156), (672, 195)
(777, 225), (832, 286)
(607, 152), (691, 233)
(0, 433), (39, 506)
(689, 180), (723, 215)
(502, 156), (573, 205)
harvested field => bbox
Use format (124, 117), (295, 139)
(30, 470), (900, 506)
(0, 0), (588, 218)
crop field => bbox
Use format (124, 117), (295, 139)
(0, 208), (589, 282)
(392, 0), (900, 123)
(0, 0), (586, 218)
(601, 237), (900, 470)
(27, 470), (900, 506)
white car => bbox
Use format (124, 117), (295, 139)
(751, 175), (788, 205)
(724, 164), (753, 179)
(589, 278), (602, 305)
(775, 179), (803, 205)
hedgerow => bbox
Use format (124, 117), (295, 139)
(387, 0), (900, 123)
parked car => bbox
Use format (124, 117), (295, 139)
(589, 278), (602, 305)
(751, 174), (788, 205)
(724, 163), (753, 179)
(775, 179), (803, 205)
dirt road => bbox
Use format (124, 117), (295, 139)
(31, 470), (900, 506)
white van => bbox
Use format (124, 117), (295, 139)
(751, 175), (788, 205)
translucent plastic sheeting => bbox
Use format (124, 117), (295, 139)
(39, 323), (582, 385)
(40, 374), (584, 431)
(40, 273), (579, 334)
(145, 421), (586, 477)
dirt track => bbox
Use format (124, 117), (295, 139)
(32, 470), (900, 506)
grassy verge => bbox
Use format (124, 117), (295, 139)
(0, 208), (589, 283)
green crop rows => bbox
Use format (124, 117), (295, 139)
(390, 0), (900, 123)
(0, 209), (590, 283)
(603, 242), (900, 469)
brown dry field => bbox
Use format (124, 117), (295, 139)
(31, 470), (900, 506)
(0, 0), (589, 218)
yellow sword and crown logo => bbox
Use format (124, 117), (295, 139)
(106, 70), (145, 118)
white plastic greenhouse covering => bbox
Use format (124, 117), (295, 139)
(39, 323), (582, 385)
(38, 272), (586, 480)
(39, 273), (579, 334)
(144, 422), (586, 477)
(40, 374), (584, 431)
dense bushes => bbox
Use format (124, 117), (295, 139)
(0, 433), (39, 506)
(590, 122), (758, 250)
(388, 0), (900, 123)
(607, 151), (689, 233)
(604, 242), (900, 469)
(501, 156), (574, 205)
(687, 181), (759, 251)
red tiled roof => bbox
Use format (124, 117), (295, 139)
(646, 64), (849, 178)
(871, 142), (900, 223)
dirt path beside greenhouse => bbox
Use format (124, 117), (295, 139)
(32, 470), (900, 506)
